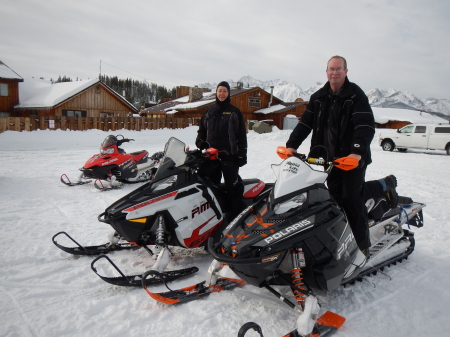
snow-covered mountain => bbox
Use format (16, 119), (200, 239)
(198, 76), (450, 119)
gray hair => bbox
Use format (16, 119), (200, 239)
(327, 55), (347, 69)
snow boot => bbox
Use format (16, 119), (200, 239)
(383, 175), (398, 208)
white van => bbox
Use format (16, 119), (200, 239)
(379, 123), (450, 155)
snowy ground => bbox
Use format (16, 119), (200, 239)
(0, 126), (449, 337)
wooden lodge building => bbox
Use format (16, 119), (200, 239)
(13, 78), (137, 118)
(0, 60), (23, 117)
(141, 84), (308, 130)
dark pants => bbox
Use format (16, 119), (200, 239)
(200, 159), (245, 217)
(327, 165), (370, 251)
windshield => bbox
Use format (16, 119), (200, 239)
(101, 135), (117, 148)
(152, 137), (189, 181)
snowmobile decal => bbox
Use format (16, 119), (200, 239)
(191, 201), (210, 218)
(243, 181), (266, 198)
(337, 232), (354, 260)
(183, 216), (223, 248)
(123, 191), (178, 212)
(102, 158), (118, 166)
(263, 218), (313, 244)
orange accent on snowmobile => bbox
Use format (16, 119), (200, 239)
(144, 277), (245, 305)
(333, 156), (359, 171)
(276, 146), (293, 159)
(316, 311), (346, 329)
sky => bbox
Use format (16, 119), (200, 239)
(1, 0), (450, 100)
(0, 125), (449, 336)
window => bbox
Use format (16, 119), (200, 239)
(62, 110), (86, 117)
(435, 127), (450, 133)
(248, 96), (261, 108)
(0, 83), (8, 96)
(100, 112), (114, 118)
(399, 125), (414, 133)
(414, 126), (426, 133)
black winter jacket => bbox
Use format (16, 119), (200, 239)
(286, 77), (375, 164)
(196, 101), (247, 160)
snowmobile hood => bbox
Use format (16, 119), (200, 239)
(271, 157), (327, 201)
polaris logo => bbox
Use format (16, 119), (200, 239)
(192, 201), (210, 218)
(264, 219), (312, 244)
(102, 158), (118, 166)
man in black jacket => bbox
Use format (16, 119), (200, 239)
(196, 81), (247, 218)
(286, 56), (375, 254)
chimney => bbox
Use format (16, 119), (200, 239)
(268, 86), (274, 107)
(189, 86), (204, 102)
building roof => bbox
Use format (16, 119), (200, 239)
(15, 78), (136, 111)
(143, 87), (282, 114)
(373, 107), (448, 124)
(253, 101), (306, 115)
(0, 60), (23, 81)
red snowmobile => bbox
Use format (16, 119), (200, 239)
(60, 134), (163, 190)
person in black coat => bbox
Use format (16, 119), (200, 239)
(196, 81), (247, 218)
(286, 56), (375, 254)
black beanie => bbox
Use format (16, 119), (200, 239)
(216, 81), (231, 93)
(216, 81), (231, 105)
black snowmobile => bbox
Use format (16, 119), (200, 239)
(143, 147), (425, 337)
(53, 137), (272, 287)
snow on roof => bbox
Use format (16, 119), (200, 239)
(164, 98), (215, 111)
(253, 104), (286, 114)
(0, 60), (23, 80)
(16, 78), (99, 108)
(166, 110), (178, 114)
(373, 107), (448, 124)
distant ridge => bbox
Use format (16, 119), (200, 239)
(198, 76), (450, 119)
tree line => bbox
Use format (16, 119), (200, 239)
(53, 75), (176, 109)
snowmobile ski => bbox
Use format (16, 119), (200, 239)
(90, 255), (199, 287)
(93, 179), (124, 191)
(60, 174), (91, 186)
(52, 231), (139, 256)
(142, 274), (245, 304)
(237, 311), (346, 337)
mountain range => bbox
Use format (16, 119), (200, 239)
(198, 76), (450, 120)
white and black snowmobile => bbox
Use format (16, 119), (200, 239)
(143, 146), (425, 337)
(60, 134), (164, 191)
(53, 137), (272, 287)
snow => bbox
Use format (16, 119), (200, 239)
(16, 78), (99, 108)
(372, 107), (448, 124)
(164, 98), (215, 111)
(254, 104), (287, 114)
(0, 126), (449, 337)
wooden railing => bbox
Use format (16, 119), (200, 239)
(0, 116), (201, 133)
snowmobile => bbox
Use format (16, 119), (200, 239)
(60, 134), (164, 190)
(142, 147), (425, 337)
(53, 137), (272, 287)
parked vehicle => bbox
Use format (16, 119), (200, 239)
(379, 123), (450, 154)
(60, 134), (163, 190)
(53, 137), (272, 287)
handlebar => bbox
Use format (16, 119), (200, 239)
(276, 146), (359, 171)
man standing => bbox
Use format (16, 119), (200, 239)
(196, 81), (247, 219)
(286, 56), (375, 254)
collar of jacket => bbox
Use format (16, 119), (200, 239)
(317, 77), (354, 99)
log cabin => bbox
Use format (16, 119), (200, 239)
(0, 60), (23, 117)
(13, 78), (137, 117)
